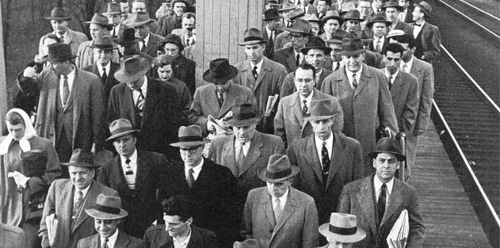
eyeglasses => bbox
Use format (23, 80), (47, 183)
(180, 145), (202, 153)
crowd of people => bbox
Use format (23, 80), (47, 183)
(1, 0), (440, 247)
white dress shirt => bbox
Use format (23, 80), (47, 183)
(235, 139), (251, 158)
(75, 184), (91, 200)
(271, 188), (289, 213)
(97, 62), (111, 78)
(173, 227), (192, 248)
(374, 176), (394, 205)
(139, 33), (150, 51)
(385, 69), (399, 88)
(346, 67), (363, 89)
(101, 229), (119, 248)
(250, 58), (264, 76)
(120, 149), (138, 176)
(185, 158), (204, 181)
(314, 133), (334, 167)
(59, 68), (75, 105)
(413, 21), (425, 38)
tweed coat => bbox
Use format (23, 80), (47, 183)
(320, 64), (398, 175)
(241, 186), (319, 248)
(287, 132), (364, 224)
(0, 223), (28, 248)
(75, 41), (120, 69)
(273, 46), (299, 73)
(207, 131), (285, 199)
(38, 29), (88, 56)
(143, 224), (219, 248)
(133, 32), (165, 58)
(412, 22), (441, 62)
(82, 62), (121, 106)
(39, 179), (119, 248)
(189, 82), (257, 135)
(76, 230), (144, 248)
(384, 70), (419, 133)
(338, 176), (425, 248)
(279, 69), (332, 99)
(274, 89), (337, 147)
(98, 150), (171, 238)
(233, 57), (287, 134)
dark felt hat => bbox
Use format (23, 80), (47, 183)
(338, 37), (366, 56)
(342, 9), (363, 21)
(368, 137), (406, 161)
(45, 7), (71, 21)
(366, 13), (392, 28)
(202, 58), (239, 83)
(322, 10), (343, 25)
(113, 27), (140, 46)
(414, 1), (432, 18)
(304, 98), (343, 121)
(170, 125), (210, 148)
(282, 18), (313, 36)
(47, 43), (77, 62)
(125, 12), (154, 27)
(171, 0), (190, 8)
(85, 194), (128, 220)
(263, 8), (281, 21)
(289, 8), (306, 20)
(86, 13), (113, 30)
(62, 149), (97, 168)
(107, 118), (139, 141)
(279, 3), (296, 12)
(301, 36), (332, 55)
(258, 154), (300, 183)
(104, 2), (122, 15)
(114, 55), (151, 83)
(382, 0), (404, 11)
(89, 36), (116, 50)
(225, 104), (262, 127)
(239, 28), (266, 46)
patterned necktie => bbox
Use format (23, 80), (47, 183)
(103, 237), (109, 248)
(135, 89), (145, 115)
(73, 190), (83, 217)
(252, 66), (258, 80)
(302, 99), (308, 116)
(62, 75), (70, 105)
(352, 73), (358, 88)
(321, 142), (330, 180)
(388, 75), (393, 90)
(273, 198), (282, 222)
(187, 168), (195, 188)
(378, 183), (387, 223)
(236, 142), (246, 169)
(124, 159), (135, 190)
(216, 88), (225, 107)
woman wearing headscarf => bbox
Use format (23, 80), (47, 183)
(0, 108), (61, 248)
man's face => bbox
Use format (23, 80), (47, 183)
(51, 20), (68, 34)
(173, 2), (187, 16)
(311, 118), (334, 140)
(412, 7), (424, 21)
(182, 17), (195, 34)
(317, 1), (330, 14)
(294, 68), (315, 97)
(324, 19), (341, 35)
(244, 44), (265, 63)
(372, 22), (387, 38)
(385, 50), (402, 74)
(267, 19), (281, 31)
(310, 22), (320, 36)
(107, 14), (121, 26)
(163, 214), (191, 238)
(164, 43), (180, 57)
(112, 134), (137, 158)
(342, 53), (364, 72)
(328, 43), (343, 62)
(358, 1), (373, 18)
(385, 7), (399, 22)
(266, 180), (291, 198)
(327, 238), (354, 248)
(233, 123), (257, 144)
(373, 152), (399, 183)
(345, 20), (360, 33)
(132, 2), (146, 13)
(120, 2), (129, 14)
(282, 10), (293, 21)
(126, 75), (145, 91)
(94, 48), (113, 66)
(290, 33), (308, 50)
(306, 49), (326, 70)
(6, 122), (25, 140)
(399, 42), (414, 61)
(158, 64), (174, 82)
(134, 24), (150, 39)
(95, 219), (120, 239)
(50, 60), (70, 76)
(180, 145), (204, 167)
(69, 166), (95, 190)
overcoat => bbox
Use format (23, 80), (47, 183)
(412, 22), (441, 62)
(279, 69), (332, 99)
(384, 70), (419, 133)
(143, 224), (219, 248)
(76, 230), (144, 248)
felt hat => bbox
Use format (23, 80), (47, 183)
(62, 149), (97, 168)
(282, 18), (313, 36)
(239, 28), (266, 46)
(233, 239), (259, 248)
(125, 12), (154, 27)
(301, 36), (332, 55)
(258, 154), (300, 183)
(170, 125), (210, 148)
(414, 1), (432, 18)
(171, 0), (190, 8)
(366, 13), (392, 28)
(303, 14), (321, 23)
(45, 6), (71, 21)
(387, 29), (405, 39)
(225, 104), (262, 127)
(113, 27), (140, 46)
(325, 34), (345, 44)
(338, 37), (366, 56)
(342, 9), (363, 22)
(106, 118), (140, 141)
(104, 2), (122, 15)
(47, 43), (77, 62)
(368, 137), (406, 161)
(382, 0), (404, 11)
(114, 55), (151, 84)
(86, 13), (112, 30)
(304, 98), (342, 122)
(202, 58), (239, 83)
(85, 194), (128, 220)
(89, 36), (116, 50)
(288, 8), (306, 20)
(263, 8), (281, 21)
(319, 213), (367, 243)
(279, 3), (296, 12)
(322, 10), (343, 25)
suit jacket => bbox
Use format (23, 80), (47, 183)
(412, 22), (441, 62)
(369, 37), (388, 54)
(0, 223), (28, 248)
(108, 78), (180, 158)
(409, 57), (434, 133)
(134, 32), (165, 58)
(82, 62), (121, 106)
(76, 230), (144, 248)
(287, 133), (364, 224)
(280, 69), (332, 99)
(233, 58), (288, 134)
(241, 186), (319, 248)
(274, 89), (337, 147)
(76, 41), (120, 68)
(338, 176), (425, 248)
(207, 132), (285, 198)
(171, 29), (195, 47)
(273, 47), (298, 73)
(160, 14), (183, 36)
(320, 64), (398, 175)
(385, 71), (419, 133)
(174, 55), (197, 96)
(38, 29), (88, 56)
(98, 150), (171, 238)
(143, 224), (219, 248)
(189, 82), (256, 135)
(39, 179), (119, 248)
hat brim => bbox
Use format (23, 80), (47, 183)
(322, 16), (343, 24)
(343, 17), (364, 22)
(85, 209), (128, 220)
(263, 16), (282, 21)
(45, 16), (71, 21)
(238, 40), (267, 46)
(382, 5), (404, 12)
(281, 27), (313, 36)
(127, 19), (154, 28)
(203, 65), (239, 83)
(225, 116), (262, 127)
(61, 162), (99, 168)
(48, 55), (78, 62)
(366, 20), (392, 28)
(279, 6), (296, 12)
(414, 3), (431, 18)
(104, 11), (122, 15)
(301, 46), (332, 55)
(106, 129), (140, 141)
(368, 150), (406, 161)
(257, 166), (300, 183)
(338, 49), (366, 56)
(88, 44), (118, 50)
(169, 139), (210, 148)
(114, 60), (151, 84)
(319, 223), (367, 243)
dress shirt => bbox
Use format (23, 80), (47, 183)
(401, 56), (414, 73)
(97, 62), (111, 78)
(74, 184), (91, 201)
(413, 21), (425, 38)
(385, 69), (399, 88)
(271, 188), (289, 213)
(185, 158), (204, 181)
(374, 36), (385, 51)
(235, 139), (251, 157)
(374, 176), (394, 205)
(266, 26), (275, 41)
(120, 149), (138, 176)
(299, 90), (314, 114)
(345, 67), (363, 89)
(132, 76), (148, 102)
(101, 229), (119, 248)
(173, 227), (192, 248)
(59, 68), (75, 104)
(250, 58), (264, 76)
(140, 33), (150, 51)
(314, 133), (334, 167)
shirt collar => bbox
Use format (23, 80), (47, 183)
(374, 175), (395, 195)
(75, 183), (91, 198)
(346, 66), (363, 80)
(299, 90), (314, 105)
(121, 149), (138, 166)
(385, 68), (399, 81)
(97, 62), (111, 75)
(185, 158), (204, 179)
(272, 187), (289, 207)
(250, 59), (264, 73)
(173, 226), (192, 246)
(143, 33), (150, 44)
(140, 76), (148, 95)
(101, 229), (119, 248)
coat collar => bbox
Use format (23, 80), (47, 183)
(71, 180), (100, 233)
(271, 187), (300, 242)
(356, 176), (378, 236)
(333, 64), (374, 97)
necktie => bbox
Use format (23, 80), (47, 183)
(62, 75), (70, 105)
(334, 62), (340, 71)
(186, 38), (190, 46)
(124, 159), (135, 190)
(252, 66), (258, 80)
(302, 99), (308, 116)
(296, 54), (300, 66)
(73, 190), (83, 217)
(378, 183), (387, 223)
(376, 39), (381, 52)
(273, 198), (282, 222)
(236, 142), (246, 169)
(387, 75), (393, 90)
(135, 89), (145, 115)
(268, 32), (275, 53)
(352, 74), (358, 88)
(103, 237), (109, 248)
(140, 41), (145, 52)
(216, 88), (225, 107)
(101, 69), (108, 84)
(187, 168), (195, 188)
(321, 142), (330, 180)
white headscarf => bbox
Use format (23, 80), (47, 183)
(0, 108), (37, 155)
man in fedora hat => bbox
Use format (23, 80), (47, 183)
(262, 8), (283, 59)
(189, 58), (256, 135)
(98, 118), (172, 238)
(39, 149), (119, 248)
(233, 28), (287, 134)
(77, 194), (143, 248)
(241, 154), (319, 248)
(143, 195), (220, 248)
(108, 55), (181, 159)
(297, 0), (318, 15)
(113, 27), (141, 57)
(316, 213), (366, 247)
(286, 98), (364, 226)
(166, 125), (239, 248)
(130, 0), (163, 35)
(21, 43), (107, 165)
(366, 13), (391, 54)
(38, 6), (88, 56)
(156, 0), (174, 19)
(280, 36), (333, 98)
(411, 1), (441, 63)
(103, 2), (123, 38)
(125, 12), (164, 58)
(274, 8), (305, 50)
(338, 137), (425, 248)
(320, 10), (348, 42)
(275, 63), (336, 147)
(170, 13), (196, 47)
(207, 103), (285, 200)
(321, 37), (398, 175)
(159, 34), (196, 96)
(278, 2), (298, 30)
(160, 0), (189, 36)
(383, 0), (413, 35)
(323, 35), (345, 72)
(274, 18), (314, 73)
(342, 10), (365, 36)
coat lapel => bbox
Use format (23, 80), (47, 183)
(135, 152), (152, 192)
(240, 133), (263, 176)
(390, 73), (403, 100)
(206, 85), (222, 118)
(325, 133), (343, 188)
(90, 234), (100, 248)
(272, 188), (297, 238)
(304, 136), (324, 184)
(219, 83), (238, 117)
(354, 65), (371, 97)
(115, 230), (131, 248)
(291, 94), (304, 126)
(221, 138), (238, 177)
(381, 180), (403, 227)
(254, 58), (271, 90)
(113, 157), (134, 195)
(260, 190), (276, 228)
(356, 177), (378, 236)
(143, 78), (160, 126)
(285, 48), (296, 71)
(72, 180), (99, 233)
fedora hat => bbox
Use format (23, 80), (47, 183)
(279, 3), (296, 12)
(202, 58), (239, 83)
(414, 1), (432, 18)
(86, 13), (112, 30)
(62, 149), (97, 168)
(171, 0), (190, 8)
(322, 10), (343, 25)
(234, 239), (259, 248)
(47, 43), (77, 62)
(282, 18), (313, 36)
(359, 31), (374, 44)
(263, 8), (281, 21)
(85, 194), (128, 220)
(368, 137), (406, 161)
(124, 12), (154, 28)
(342, 9), (363, 22)
(288, 8), (306, 20)
(319, 213), (366, 243)
(45, 6), (71, 21)
(338, 37), (366, 56)
(366, 13), (391, 28)
(89, 36), (117, 50)
(106, 118), (139, 141)
(382, 0), (404, 11)
(301, 36), (332, 55)
(113, 27), (140, 46)
(239, 28), (266, 46)
(325, 34), (345, 45)
(225, 103), (262, 127)
(258, 154), (300, 183)
(170, 125), (210, 148)
(303, 14), (321, 23)
(114, 55), (151, 83)
(304, 98), (342, 122)
(104, 2), (122, 15)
